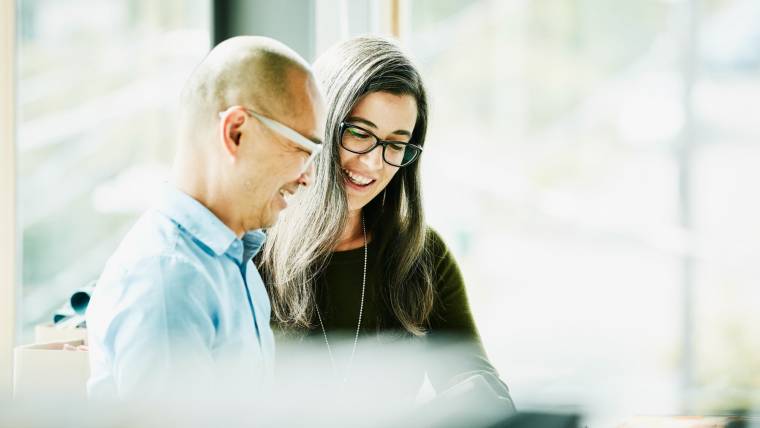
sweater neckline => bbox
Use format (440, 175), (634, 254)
(329, 238), (377, 264)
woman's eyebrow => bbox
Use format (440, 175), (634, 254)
(347, 116), (412, 137)
(347, 116), (377, 128)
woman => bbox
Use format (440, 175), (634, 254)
(261, 36), (514, 409)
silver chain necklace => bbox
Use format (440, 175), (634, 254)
(315, 214), (367, 383)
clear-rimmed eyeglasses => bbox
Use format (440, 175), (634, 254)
(339, 122), (422, 167)
(219, 106), (323, 173)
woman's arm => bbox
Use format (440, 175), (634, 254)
(424, 228), (514, 408)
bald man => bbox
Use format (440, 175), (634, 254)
(86, 36), (325, 399)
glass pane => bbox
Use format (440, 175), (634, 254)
(693, 0), (760, 413)
(17, 0), (211, 343)
(409, 0), (694, 423)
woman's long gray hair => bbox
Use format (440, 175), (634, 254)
(261, 36), (434, 336)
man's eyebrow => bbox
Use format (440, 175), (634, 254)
(308, 136), (323, 145)
(346, 116), (412, 137)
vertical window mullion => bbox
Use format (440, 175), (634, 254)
(0, 0), (18, 401)
(678, 0), (700, 413)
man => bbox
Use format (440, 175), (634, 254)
(86, 36), (325, 399)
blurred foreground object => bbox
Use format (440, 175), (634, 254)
(52, 281), (96, 324)
(13, 339), (89, 401)
(619, 416), (760, 427)
(34, 323), (87, 344)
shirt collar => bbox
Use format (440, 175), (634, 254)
(225, 230), (267, 266)
(156, 186), (267, 260)
(242, 230), (267, 263)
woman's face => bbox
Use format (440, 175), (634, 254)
(339, 91), (418, 212)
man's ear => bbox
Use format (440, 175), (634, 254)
(220, 108), (247, 159)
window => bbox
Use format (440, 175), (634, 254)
(17, 0), (211, 342)
(408, 0), (760, 422)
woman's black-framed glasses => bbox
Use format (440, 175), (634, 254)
(339, 122), (422, 167)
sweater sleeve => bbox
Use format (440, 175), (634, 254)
(424, 228), (515, 409)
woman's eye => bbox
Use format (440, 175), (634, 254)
(348, 128), (370, 139)
(388, 142), (406, 152)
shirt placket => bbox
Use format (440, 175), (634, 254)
(228, 241), (262, 347)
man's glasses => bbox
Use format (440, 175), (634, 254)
(219, 106), (323, 173)
(339, 122), (422, 167)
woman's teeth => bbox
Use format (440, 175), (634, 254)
(344, 169), (374, 186)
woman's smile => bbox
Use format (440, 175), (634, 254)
(343, 168), (377, 191)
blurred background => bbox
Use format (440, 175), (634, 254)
(9, 0), (760, 424)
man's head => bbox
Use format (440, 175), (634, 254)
(175, 36), (325, 234)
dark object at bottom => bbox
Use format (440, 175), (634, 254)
(493, 412), (580, 428)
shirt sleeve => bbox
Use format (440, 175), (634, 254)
(425, 229), (515, 410)
(101, 254), (218, 399)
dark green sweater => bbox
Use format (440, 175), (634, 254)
(309, 228), (511, 400)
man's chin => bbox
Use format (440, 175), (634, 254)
(259, 212), (280, 230)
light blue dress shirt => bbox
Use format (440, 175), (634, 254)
(86, 186), (274, 399)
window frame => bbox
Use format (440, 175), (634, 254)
(0, 0), (18, 400)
